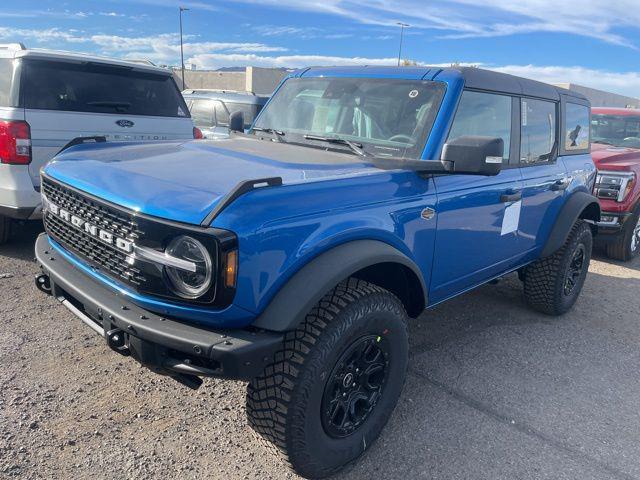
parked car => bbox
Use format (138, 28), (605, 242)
(591, 107), (640, 260)
(182, 89), (269, 138)
(35, 66), (599, 478)
(0, 43), (200, 244)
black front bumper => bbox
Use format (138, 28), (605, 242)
(35, 233), (283, 386)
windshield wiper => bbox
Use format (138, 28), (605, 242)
(593, 140), (614, 146)
(86, 101), (131, 112)
(252, 127), (286, 142)
(303, 134), (366, 157)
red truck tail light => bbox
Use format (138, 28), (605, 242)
(0, 120), (32, 165)
(193, 126), (204, 139)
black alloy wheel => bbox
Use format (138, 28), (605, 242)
(321, 334), (390, 438)
(564, 244), (586, 296)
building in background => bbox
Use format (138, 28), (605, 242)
(553, 83), (640, 109)
(173, 66), (291, 95)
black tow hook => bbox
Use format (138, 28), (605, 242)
(35, 274), (51, 295)
(106, 328), (130, 356)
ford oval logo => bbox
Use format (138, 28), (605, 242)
(116, 119), (135, 128)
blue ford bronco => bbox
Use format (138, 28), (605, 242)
(35, 66), (599, 478)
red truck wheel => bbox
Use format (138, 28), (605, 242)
(606, 206), (640, 262)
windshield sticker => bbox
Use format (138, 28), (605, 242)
(177, 106), (186, 117)
(409, 89), (419, 98)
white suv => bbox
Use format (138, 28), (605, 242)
(0, 43), (200, 243)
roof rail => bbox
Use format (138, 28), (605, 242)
(182, 88), (251, 95)
(0, 43), (26, 51)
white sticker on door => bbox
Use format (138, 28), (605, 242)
(501, 200), (522, 236)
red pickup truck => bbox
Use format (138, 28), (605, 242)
(591, 107), (640, 260)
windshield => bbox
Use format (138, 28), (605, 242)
(253, 77), (445, 160)
(592, 114), (640, 149)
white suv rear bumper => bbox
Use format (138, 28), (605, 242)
(0, 164), (42, 219)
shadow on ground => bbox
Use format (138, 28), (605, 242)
(0, 221), (43, 262)
(340, 262), (640, 480)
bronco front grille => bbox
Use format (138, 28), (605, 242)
(42, 177), (146, 287)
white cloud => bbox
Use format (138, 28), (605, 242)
(223, 0), (640, 47)
(188, 53), (400, 69)
(0, 27), (89, 44)
(493, 65), (640, 98)
(0, 9), (93, 20)
(250, 24), (354, 40)
(0, 27), (287, 65)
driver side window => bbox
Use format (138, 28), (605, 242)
(448, 90), (512, 162)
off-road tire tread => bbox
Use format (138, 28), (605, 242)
(246, 278), (406, 478)
(523, 220), (591, 315)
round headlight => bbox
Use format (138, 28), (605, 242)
(165, 236), (213, 299)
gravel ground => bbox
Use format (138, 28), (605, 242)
(1, 222), (639, 480)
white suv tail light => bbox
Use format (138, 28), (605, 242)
(0, 120), (32, 165)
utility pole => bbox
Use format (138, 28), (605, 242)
(179, 6), (189, 89)
(396, 22), (409, 66)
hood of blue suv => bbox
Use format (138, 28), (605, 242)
(43, 137), (379, 225)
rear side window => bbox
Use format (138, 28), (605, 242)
(521, 98), (556, 164)
(448, 90), (511, 161)
(564, 103), (590, 151)
(0, 59), (14, 107)
(188, 99), (230, 128)
(189, 99), (215, 128)
(21, 60), (190, 118)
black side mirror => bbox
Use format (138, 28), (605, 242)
(229, 111), (245, 133)
(440, 136), (504, 176)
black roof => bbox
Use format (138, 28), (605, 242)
(451, 67), (588, 102)
(299, 65), (588, 103)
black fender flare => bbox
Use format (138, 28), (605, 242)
(541, 191), (601, 258)
(251, 240), (428, 332)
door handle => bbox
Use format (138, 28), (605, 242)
(500, 190), (522, 203)
(551, 179), (569, 191)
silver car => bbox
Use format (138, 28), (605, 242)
(182, 89), (269, 139)
(0, 43), (198, 244)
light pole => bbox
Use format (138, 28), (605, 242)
(396, 22), (409, 66)
(179, 6), (189, 89)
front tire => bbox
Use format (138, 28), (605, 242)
(523, 220), (592, 316)
(605, 206), (640, 262)
(247, 278), (408, 479)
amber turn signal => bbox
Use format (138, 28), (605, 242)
(224, 250), (238, 288)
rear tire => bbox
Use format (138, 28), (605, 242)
(0, 215), (11, 245)
(246, 278), (408, 479)
(605, 206), (640, 262)
(523, 220), (592, 316)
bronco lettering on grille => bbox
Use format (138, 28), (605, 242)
(45, 198), (133, 254)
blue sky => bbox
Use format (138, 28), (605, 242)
(2, 0), (640, 97)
